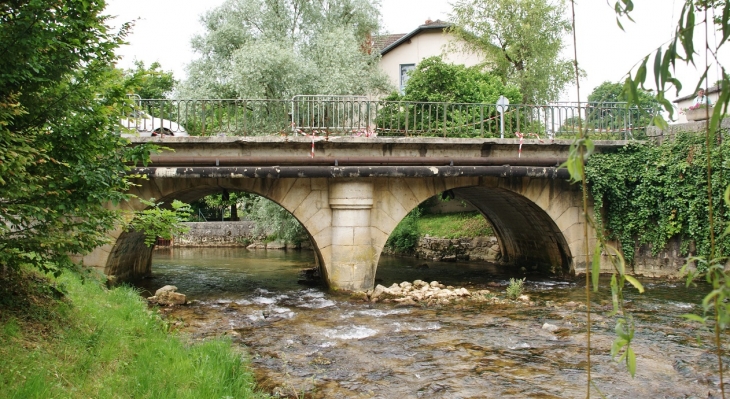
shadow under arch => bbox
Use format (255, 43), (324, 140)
(105, 184), (325, 283)
(451, 185), (573, 276)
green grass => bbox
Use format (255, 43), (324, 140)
(0, 269), (269, 399)
(417, 211), (494, 239)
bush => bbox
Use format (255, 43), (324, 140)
(506, 278), (525, 299)
(386, 208), (422, 253)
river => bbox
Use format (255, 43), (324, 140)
(137, 247), (724, 398)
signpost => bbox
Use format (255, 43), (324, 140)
(496, 95), (509, 139)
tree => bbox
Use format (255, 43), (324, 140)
(247, 197), (307, 244)
(379, 56), (523, 137)
(586, 81), (659, 134)
(400, 56), (522, 104)
(449, 0), (574, 104)
(178, 0), (391, 99)
(122, 61), (177, 99)
(0, 1), (144, 276)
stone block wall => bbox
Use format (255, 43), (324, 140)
(172, 221), (257, 247)
(388, 235), (502, 263)
(631, 236), (688, 277)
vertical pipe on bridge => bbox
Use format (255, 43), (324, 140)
(327, 179), (376, 291)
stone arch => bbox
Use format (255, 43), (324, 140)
(369, 176), (585, 280)
(99, 177), (332, 283)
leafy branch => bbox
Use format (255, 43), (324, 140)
(126, 198), (192, 247)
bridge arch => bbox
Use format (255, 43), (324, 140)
(370, 176), (580, 281)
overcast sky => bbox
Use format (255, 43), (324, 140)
(105, 0), (729, 102)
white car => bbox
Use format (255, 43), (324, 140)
(120, 110), (188, 137)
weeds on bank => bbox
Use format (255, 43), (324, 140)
(505, 278), (525, 300)
(0, 269), (269, 399)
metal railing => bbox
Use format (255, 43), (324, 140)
(119, 97), (657, 140)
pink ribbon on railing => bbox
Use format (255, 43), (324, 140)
(291, 122), (316, 158)
(514, 132), (544, 158)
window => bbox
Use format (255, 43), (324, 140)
(400, 64), (415, 94)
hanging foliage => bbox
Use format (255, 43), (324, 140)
(586, 133), (730, 269)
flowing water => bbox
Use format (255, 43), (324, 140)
(137, 247), (724, 399)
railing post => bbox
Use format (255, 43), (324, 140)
(480, 105), (485, 137)
(404, 102), (410, 136)
(442, 103), (447, 138)
(201, 101), (206, 136)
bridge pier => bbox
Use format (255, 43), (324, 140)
(327, 179), (376, 291)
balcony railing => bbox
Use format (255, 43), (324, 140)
(119, 96), (656, 140)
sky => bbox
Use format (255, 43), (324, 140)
(105, 0), (729, 103)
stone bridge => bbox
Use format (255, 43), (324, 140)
(82, 136), (628, 291)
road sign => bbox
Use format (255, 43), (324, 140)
(496, 95), (510, 113)
(496, 95), (510, 138)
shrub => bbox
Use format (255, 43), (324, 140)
(386, 208), (422, 253)
(506, 278), (525, 299)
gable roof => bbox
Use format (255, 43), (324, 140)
(379, 19), (453, 56)
(373, 33), (405, 53)
(673, 84), (721, 103)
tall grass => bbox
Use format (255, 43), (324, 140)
(0, 271), (268, 399)
(418, 211), (494, 239)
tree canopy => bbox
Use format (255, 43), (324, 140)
(397, 56), (521, 104)
(0, 0), (139, 275)
(179, 0), (392, 99)
(380, 57), (523, 137)
(121, 61), (177, 99)
(449, 0), (574, 104)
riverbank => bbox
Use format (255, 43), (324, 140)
(0, 269), (269, 399)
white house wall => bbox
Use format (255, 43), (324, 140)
(379, 30), (483, 93)
(673, 92), (720, 123)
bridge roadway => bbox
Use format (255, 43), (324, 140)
(85, 136), (629, 291)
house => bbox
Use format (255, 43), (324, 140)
(376, 20), (483, 93)
(672, 84), (721, 123)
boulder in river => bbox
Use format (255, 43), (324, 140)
(149, 285), (187, 306)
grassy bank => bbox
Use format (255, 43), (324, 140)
(0, 269), (268, 399)
(418, 211), (493, 239)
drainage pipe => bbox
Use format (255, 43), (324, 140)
(132, 165), (570, 179)
(144, 156), (566, 167)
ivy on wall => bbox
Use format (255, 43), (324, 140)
(586, 132), (730, 269)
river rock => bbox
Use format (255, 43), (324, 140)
(350, 291), (368, 301)
(150, 285), (187, 306)
(155, 285), (178, 297)
(542, 323), (559, 333)
(266, 240), (286, 249)
(394, 297), (418, 307)
(436, 290), (453, 299)
(371, 284), (387, 300)
(160, 291), (186, 306)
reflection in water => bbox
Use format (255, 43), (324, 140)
(139, 247), (719, 399)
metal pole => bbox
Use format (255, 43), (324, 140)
(500, 111), (505, 139)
